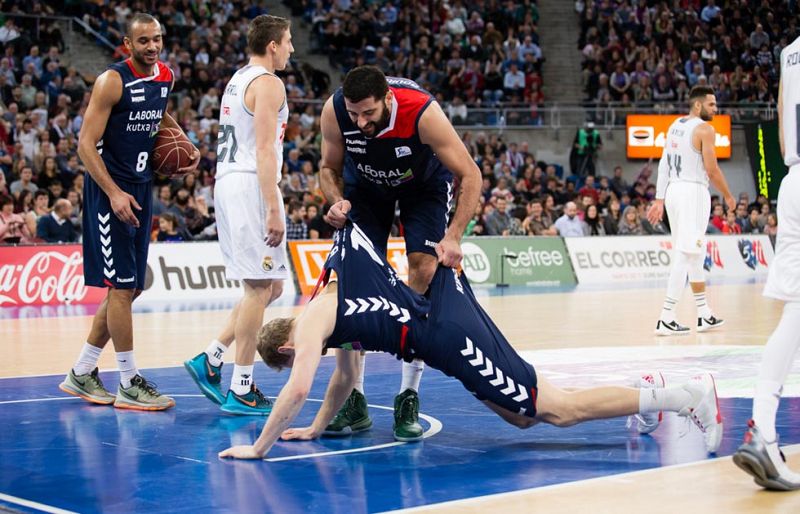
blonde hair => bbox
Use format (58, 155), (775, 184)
(257, 318), (295, 371)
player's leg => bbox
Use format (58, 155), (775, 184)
(220, 278), (275, 415)
(112, 180), (174, 411)
(325, 184), (394, 436)
(185, 300), (239, 405)
(687, 188), (724, 331)
(734, 171), (800, 489)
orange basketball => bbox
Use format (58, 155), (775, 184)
(151, 127), (196, 178)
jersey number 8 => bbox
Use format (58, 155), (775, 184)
(136, 151), (148, 172)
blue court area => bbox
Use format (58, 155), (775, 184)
(3, 353), (800, 514)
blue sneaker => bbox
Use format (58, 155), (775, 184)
(184, 353), (225, 405)
(220, 385), (272, 416)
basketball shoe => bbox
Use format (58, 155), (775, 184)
(393, 389), (423, 442)
(697, 315), (725, 332)
(655, 319), (690, 336)
(733, 420), (800, 491)
(59, 367), (115, 405)
(114, 375), (175, 411)
(220, 384), (272, 416)
(627, 371), (665, 434)
(323, 389), (373, 436)
(184, 352), (225, 405)
(677, 373), (723, 453)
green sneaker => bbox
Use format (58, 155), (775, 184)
(59, 367), (115, 405)
(323, 389), (372, 436)
(114, 375), (175, 411)
(184, 352), (225, 405)
(393, 389), (423, 442)
(220, 385), (272, 416)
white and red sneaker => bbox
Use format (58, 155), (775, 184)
(627, 371), (666, 434)
(678, 373), (723, 453)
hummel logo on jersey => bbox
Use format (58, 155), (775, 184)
(130, 88), (145, 94)
(395, 146), (412, 158)
(117, 277), (135, 283)
(131, 96), (145, 103)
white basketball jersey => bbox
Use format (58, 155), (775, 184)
(660, 116), (709, 188)
(780, 36), (800, 168)
(216, 64), (288, 181)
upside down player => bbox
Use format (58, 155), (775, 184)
(59, 13), (199, 410)
(219, 221), (723, 460)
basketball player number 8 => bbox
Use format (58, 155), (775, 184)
(136, 152), (148, 172)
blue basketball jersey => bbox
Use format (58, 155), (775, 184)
(332, 77), (453, 190)
(321, 222), (430, 359)
(98, 59), (173, 184)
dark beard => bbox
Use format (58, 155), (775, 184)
(360, 102), (391, 137)
(699, 107), (713, 121)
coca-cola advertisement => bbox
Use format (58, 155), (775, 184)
(0, 245), (106, 306)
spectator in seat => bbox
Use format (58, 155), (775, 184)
(584, 204), (605, 236)
(285, 199), (308, 240)
(722, 209), (742, 235)
(0, 193), (31, 244)
(36, 198), (76, 243)
(617, 205), (645, 235)
(10, 165), (39, 196)
(157, 212), (185, 242)
(484, 196), (513, 236)
(743, 207), (765, 234)
(554, 201), (586, 237)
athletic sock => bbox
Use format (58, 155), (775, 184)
(400, 359), (425, 394)
(116, 351), (138, 389)
(73, 342), (103, 376)
(659, 296), (678, 323)
(355, 353), (366, 394)
(205, 339), (227, 367)
(693, 292), (713, 319)
(752, 302), (800, 442)
(639, 386), (692, 413)
(230, 364), (254, 396)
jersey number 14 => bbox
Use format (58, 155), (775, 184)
(666, 152), (682, 178)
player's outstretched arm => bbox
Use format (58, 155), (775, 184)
(219, 291), (338, 460)
(283, 345), (360, 441)
(319, 97), (349, 228)
(78, 71), (142, 227)
(697, 123), (735, 211)
(418, 101), (481, 267)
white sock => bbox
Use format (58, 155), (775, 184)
(116, 351), (138, 388)
(660, 296), (678, 323)
(693, 292), (713, 319)
(639, 386), (692, 413)
(400, 359), (425, 394)
(205, 339), (227, 367)
(73, 342), (103, 376)
(230, 364), (254, 396)
(752, 302), (800, 442)
(355, 353), (366, 394)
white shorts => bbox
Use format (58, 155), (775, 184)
(214, 172), (290, 281)
(764, 167), (800, 302)
(665, 181), (710, 255)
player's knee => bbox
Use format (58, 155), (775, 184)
(407, 255), (437, 292)
(510, 417), (537, 429)
(108, 288), (136, 302)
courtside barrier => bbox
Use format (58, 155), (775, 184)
(565, 234), (774, 285)
(0, 242), (296, 306)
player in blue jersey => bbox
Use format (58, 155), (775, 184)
(218, 221), (724, 460)
(59, 13), (199, 410)
(318, 65), (481, 441)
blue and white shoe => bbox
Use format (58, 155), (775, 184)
(184, 353), (225, 405)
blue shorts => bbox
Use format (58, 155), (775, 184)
(345, 177), (453, 256)
(82, 175), (152, 290)
(415, 267), (539, 418)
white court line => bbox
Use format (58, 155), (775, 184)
(264, 401), (443, 462)
(0, 395), (444, 463)
(0, 492), (79, 514)
(380, 443), (800, 513)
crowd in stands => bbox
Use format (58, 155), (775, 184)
(302, 0), (545, 123)
(460, 129), (777, 240)
(577, 0), (798, 109)
(0, 1), (779, 248)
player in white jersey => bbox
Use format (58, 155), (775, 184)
(184, 15), (294, 415)
(647, 86), (736, 337)
(734, 36), (800, 491)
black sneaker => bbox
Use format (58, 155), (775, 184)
(654, 319), (690, 336)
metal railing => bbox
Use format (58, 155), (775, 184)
(0, 12), (117, 53)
